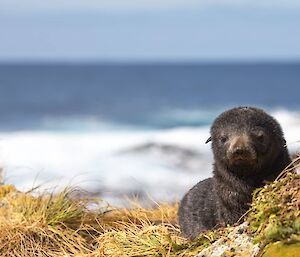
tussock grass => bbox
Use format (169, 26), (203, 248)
(95, 202), (219, 257)
(0, 186), (99, 256)
(0, 186), (217, 256)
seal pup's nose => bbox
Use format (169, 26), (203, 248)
(232, 147), (250, 157)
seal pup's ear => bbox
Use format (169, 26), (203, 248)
(283, 139), (287, 147)
(205, 136), (212, 144)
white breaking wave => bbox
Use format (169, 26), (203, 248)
(0, 109), (299, 205)
(0, 127), (212, 204)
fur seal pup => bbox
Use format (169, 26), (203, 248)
(178, 106), (292, 239)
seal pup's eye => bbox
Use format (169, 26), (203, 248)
(220, 136), (228, 143)
(255, 131), (265, 143)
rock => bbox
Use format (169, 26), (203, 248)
(118, 142), (205, 172)
(196, 223), (260, 257)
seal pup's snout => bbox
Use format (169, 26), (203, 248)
(232, 147), (252, 158)
(227, 135), (257, 165)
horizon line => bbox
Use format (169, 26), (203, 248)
(1, 58), (300, 65)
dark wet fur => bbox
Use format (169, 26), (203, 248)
(178, 107), (292, 239)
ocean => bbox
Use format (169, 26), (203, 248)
(0, 62), (299, 205)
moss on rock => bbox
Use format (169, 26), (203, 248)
(246, 171), (300, 246)
(262, 242), (300, 257)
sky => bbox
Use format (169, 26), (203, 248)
(1, 0), (300, 62)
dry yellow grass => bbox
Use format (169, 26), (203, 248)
(0, 185), (214, 257)
(0, 186), (99, 256)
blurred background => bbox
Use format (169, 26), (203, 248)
(0, 0), (300, 205)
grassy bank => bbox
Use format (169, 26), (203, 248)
(0, 157), (299, 256)
(0, 184), (220, 256)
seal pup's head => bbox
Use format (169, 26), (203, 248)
(207, 107), (287, 176)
